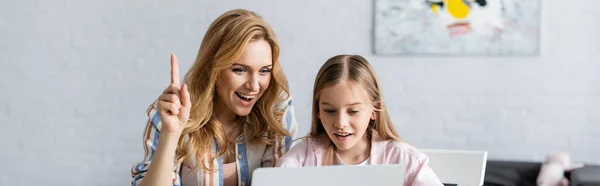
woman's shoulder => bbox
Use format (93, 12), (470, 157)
(274, 90), (293, 110)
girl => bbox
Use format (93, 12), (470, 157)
(131, 9), (297, 186)
(277, 54), (442, 185)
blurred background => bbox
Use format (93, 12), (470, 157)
(1, 0), (599, 185)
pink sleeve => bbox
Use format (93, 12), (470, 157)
(409, 157), (444, 186)
(275, 139), (310, 168)
(386, 142), (444, 186)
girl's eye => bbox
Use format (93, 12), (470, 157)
(324, 109), (335, 113)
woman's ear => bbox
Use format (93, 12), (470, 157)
(371, 111), (376, 120)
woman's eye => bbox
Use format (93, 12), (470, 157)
(259, 69), (272, 74)
(232, 68), (246, 73)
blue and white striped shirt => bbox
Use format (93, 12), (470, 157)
(131, 95), (298, 186)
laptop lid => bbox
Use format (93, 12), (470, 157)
(420, 149), (488, 186)
(251, 164), (406, 186)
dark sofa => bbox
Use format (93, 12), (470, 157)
(483, 160), (600, 186)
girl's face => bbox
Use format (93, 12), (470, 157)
(317, 81), (376, 152)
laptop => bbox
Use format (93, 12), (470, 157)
(251, 164), (406, 186)
(419, 149), (488, 186)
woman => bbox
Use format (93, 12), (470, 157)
(131, 9), (297, 186)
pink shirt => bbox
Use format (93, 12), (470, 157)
(276, 134), (444, 186)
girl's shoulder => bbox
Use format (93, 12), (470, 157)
(289, 135), (329, 152)
(379, 140), (430, 163)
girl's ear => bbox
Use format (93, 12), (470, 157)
(317, 107), (321, 119)
(371, 102), (379, 120)
(371, 111), (376, 120)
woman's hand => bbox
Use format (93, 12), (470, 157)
(157, 54), (192, 137)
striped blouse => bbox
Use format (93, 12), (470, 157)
(130, 95), (298, 186)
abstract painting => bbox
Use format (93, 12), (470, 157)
(373, 0), (541, 55)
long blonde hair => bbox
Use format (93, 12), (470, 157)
(309, 54), (401, 164)
(177, 9), (290, 171)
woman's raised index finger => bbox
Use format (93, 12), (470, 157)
(170, 53), (180, 86)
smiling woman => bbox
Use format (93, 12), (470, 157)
(130, 9), (298, 186)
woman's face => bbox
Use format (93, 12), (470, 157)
(215, 39), (273, 117)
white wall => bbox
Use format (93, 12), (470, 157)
(1, 0), (599, 185)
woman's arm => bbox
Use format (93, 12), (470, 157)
(131, 103), (182, 186)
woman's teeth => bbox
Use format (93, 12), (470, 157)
(236, 92), (255, 101)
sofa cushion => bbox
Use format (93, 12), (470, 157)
(570, 165), (600, 186)
(484, 160), (540, 186)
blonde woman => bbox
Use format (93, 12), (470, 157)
(131, 9), (297, 186)
(277, 55), (442, 185)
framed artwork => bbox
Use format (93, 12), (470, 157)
(373, 0), (541, 55)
